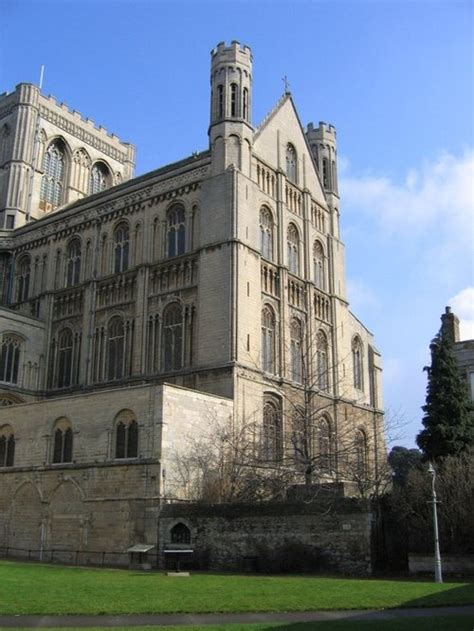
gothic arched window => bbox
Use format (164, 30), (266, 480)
(167, 205), (186, 257)
(286, 143), (297, 183)
(262, 397), (282, 460)
(261, 306), (276, 374)
(352, 336), (364, 390)
(316, 330), (329, 391)
(243, 88), (249, 120)
(322, 157), (330, 188)
(114, 223), (129, 274)
(230, 83), (238, 116)
(41, 140), (66, 207)
(17, 255), (31, 302)
(0, 425), (15, 467)
(287, 224), (299, 275)
(317, 416), (332, 471)
(65, 239), (81, 287)
(0, 335), (22, 384)
(115, 410), (138, 459)
(260, 207), (274, 260)
(52, 417), (73, 464)
(107, 316), (125, 381)
(313, 241), (325, 290)
(354, 428), (368, 476)
(89, 162), (110, 195)
(217, 84), (224, 118)
(290, 318), (303, 383)
(162, 303), (183, 371)
(56, 328), (73, 389)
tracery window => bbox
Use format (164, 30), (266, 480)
(352, 336), (364, 390)
(262, 397), (282, 460)
(107, 316), (125, 381)
(171, 522), (191, 544)
(89, 162), (110, 195)
(286, 143), (297, 183)
(0, 425), (15, 467)
(313, 241), (325, 290)
(52, 418), (73, 464)
(0, 335), (22, 384)
(260, 207), (274, 260)
(261, 306), (276, 374)
(65, 239), (81, 287)
(316, 330), (329, 391)
(290, 318), (303, 383)
(354, 428), (368, 476)
(287, 224), (299, 275)
(167, 205), (186, 257)
(162, 303), (183, 371)
(40, 140), (66, 207)
(17, 255), (30, 302)
(115, 410), (138, 459)
(114, 223), (129, 274)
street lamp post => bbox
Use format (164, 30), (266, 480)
(428, 462), (443, 583)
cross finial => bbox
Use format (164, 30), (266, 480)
(282, 75), (290, 93)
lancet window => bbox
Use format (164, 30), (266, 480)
(260, 207), (274, 260)
(114, 223), (130, 273)
(286, 143), (297, 183)
(290, 318), (303, 383)
(162, 303), (183, 371)
(352, 336), (364, 390)
(167, 205), (186, 257)
(0, 335), (22, 384)
(262, 396), (282, 461)
(316, 330), (329, 391)
(287, 224), (300, 275)
(52, 418), (73, 464)
(65, 239), (81, 287)
(115, 410), (138, 459)
(16, 255), (30, 302)
(313, 241), (325, 290)
(0, 425), (15, 467)
(261, 306), (276, 374)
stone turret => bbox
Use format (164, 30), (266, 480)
(306, 121), (340, 237)
(209, 41), (253, 175)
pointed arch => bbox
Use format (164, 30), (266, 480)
(114, 409), (138, 459)
(52, 417), (73, 464)
(162, 302), (183, 371)
(260, 206), (274, 260)
(352, 335), (364, 390)
(286, 143), (297, 183)
(287, 223), (300, 275)
(316, 329), (329, 391)
(313, 240), (325, 290)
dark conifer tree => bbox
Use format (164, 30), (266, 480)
(417, 332), (473, 461)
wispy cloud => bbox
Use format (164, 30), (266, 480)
(449, 286), (474, 340)
(340, 150), (474, 244)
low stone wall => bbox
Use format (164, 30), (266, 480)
(159, 498), (373, 575)
(409, 554), (474, 576)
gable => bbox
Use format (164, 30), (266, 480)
(253, 96), (327, 205)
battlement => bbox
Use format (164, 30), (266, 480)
(211, 40), (252, 67)
(307, 121), (337, 139)
(0, 83), (131, 148)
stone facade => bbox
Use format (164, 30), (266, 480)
(0, 41), (385, 560)
(440, 306), (474, 400)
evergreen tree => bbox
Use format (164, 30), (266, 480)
(417, 332), (473, 461)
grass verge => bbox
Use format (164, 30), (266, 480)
(1, 560), (473, 615)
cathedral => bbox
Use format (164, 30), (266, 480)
(0, 42), (384, 560)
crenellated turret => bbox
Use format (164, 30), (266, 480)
(209, 41), (253, 175)
(306, 121), (340, 237)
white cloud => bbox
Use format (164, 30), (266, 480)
(449, 286), (474, 340)
(340, 150), (474, 242)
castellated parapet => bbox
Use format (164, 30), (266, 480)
(210, 40), (253, 69)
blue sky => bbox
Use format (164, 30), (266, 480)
(2, 0), (473, 447)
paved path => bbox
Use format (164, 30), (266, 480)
(0, 606), (473, 627)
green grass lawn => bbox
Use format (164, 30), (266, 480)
(7, 620), (474, 631)
(0, 560), (473, 616)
